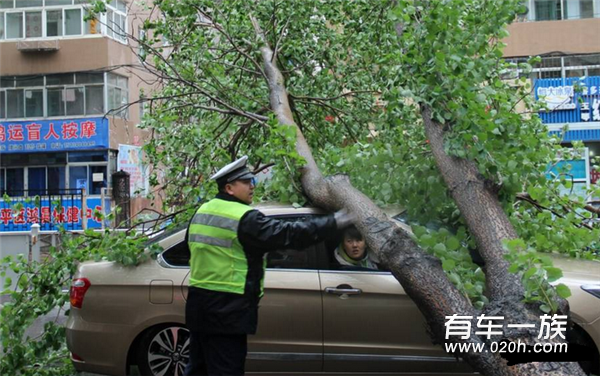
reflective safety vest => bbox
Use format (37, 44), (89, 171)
(188, 198), (253, 295)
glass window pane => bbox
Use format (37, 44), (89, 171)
(0, 12), (5, 39)
(107, 73), (118, 86)
(0, 1), (13, 9)
(0, 91), (5, 118)
(565, 69), (586, 77)
(118, 13), (126, 41)
(65, 87), (84, 115)
(25, 11), (41, 37)
(0, 169), (4, 192)
(76, 72), (103, 84)
(25, 88), (43, 117)
(46, 73), (74, 85)
(69, 151), (107, 162)
(28, 167), (46, 196)
(45, 0), (72, 6)
(89, 165), (106, 195)
(6, 12), (23, 38)
(20, 0), (43, 7)
(588, 68), (600, 76)
(47, 88), (65, 116)
(106, 9), (113, 38)
(117, 76), (127, 89)
(16, 75), (43, 87)
(85, 85), (104, 115)
(116, 0), (126, 12)
(65, 8), (81, 35)
(47, 166), (66, 194)
(84, 9), (99, 34)
(108, 86), (120, 111)
(69, 166), (87, 191)
(534, 0), (562, 21)
(579, 0), (594, 18)
(7, 168), (24, 195)
(7, 89), (24, 118)
(0, 77), (14, 88)
(46, 9), (62, 36)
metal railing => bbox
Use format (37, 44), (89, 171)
(0, 189), (84, 232)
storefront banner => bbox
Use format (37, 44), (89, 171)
(0, 197), (110, 232)
(117, 144), (150, 196)
(0, 117), (109, 153)
(535, 76), (600, 124)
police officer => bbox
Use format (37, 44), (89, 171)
(184, 156), (354, 376)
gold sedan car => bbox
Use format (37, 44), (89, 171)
(66, 205), (600, 376)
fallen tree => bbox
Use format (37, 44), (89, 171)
(121, 0), (600, 374)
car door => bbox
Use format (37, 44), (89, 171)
(320, 260), (473, 373)
(246, 239), (324, 372)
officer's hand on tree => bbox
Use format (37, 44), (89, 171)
(334, 209), (356, 229)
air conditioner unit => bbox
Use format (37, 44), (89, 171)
(17, 39), (60, 52)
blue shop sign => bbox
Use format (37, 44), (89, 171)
(0, 197), (110, 232)
(0, 117), (109, 153)
(535, 76), (600, 124)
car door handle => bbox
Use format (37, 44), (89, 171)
(325, 287), (362, 295)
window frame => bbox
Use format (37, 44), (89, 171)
(0, 0), (126, 42)
(0, 72), (128, 120)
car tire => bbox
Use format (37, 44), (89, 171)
(137, 325), (190, 376)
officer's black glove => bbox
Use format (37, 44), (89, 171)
(333, 209), (356, 229)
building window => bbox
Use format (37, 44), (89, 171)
(107, 73), (129, 118)
(534, 0), (563, 20)
(0, 72), (128, 120)
(0, 12), (5, 39)
(25, 10), (41, 37)
(64, 8), (81, 35)
(46, 9), (62, 36)
(525, 0), (598, 21)
(0, 0), (127, 42)
(6, 12), (23, 38)
(505, 54), (600, 80)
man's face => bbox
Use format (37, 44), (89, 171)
(343, 236), (366, 260)
(225, 179), (255, 204)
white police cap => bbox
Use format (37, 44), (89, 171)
(210, 156), (255, 183)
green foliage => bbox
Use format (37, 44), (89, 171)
(504, 239), (571, 313)
(0, 227), (163, 375)
(411, 224), (488, 309)
(137, 0), (597, 315)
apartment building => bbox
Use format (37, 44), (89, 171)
(0, 0), (154, 231)
(505, 0), (600, 197)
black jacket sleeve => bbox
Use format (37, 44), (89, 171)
(237, 210), (337, 255)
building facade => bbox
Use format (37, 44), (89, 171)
(505, 0), (600, 198)
(0, 0), (154, 231)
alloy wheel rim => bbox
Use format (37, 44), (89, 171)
(147, 326), (190, 376)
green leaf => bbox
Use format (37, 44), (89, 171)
(544, 267), (563, 282)
(433, 243), (447, 254)
(523, 267), (537, 279)
(442, 259), (456, 271)
(555, 284), (571, 299)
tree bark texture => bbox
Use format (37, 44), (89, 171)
(251, 17), (585, 376)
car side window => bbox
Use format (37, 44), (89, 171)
(265, 215), (322, 270)
(267, 245), (320, 269)
(161, 241), (190, 267)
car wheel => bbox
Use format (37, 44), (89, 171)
(137, 325), (190, 376)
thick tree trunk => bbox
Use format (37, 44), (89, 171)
(251, 17), (585, 376)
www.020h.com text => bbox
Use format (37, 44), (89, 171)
(445, 340), (568, 354)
